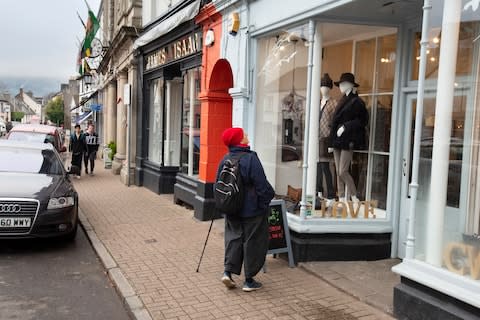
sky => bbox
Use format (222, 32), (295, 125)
(0, 0), (101, 80)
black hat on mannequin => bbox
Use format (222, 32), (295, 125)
(334, 72), (360, 87)
(320, 73), (333, 89)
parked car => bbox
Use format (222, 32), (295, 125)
(0, 140), (79, 240)
(6, 124), (67, 154)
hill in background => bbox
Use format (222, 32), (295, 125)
(0, 76), (65, 97)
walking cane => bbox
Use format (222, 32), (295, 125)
(196, 216), (215, 272)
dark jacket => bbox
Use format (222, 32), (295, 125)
(330, 92), (368, 150)
(216, 146), (275, 218)
(69, 132), (86, 155)
(85, 132), (100, 153)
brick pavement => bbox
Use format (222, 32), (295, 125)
(73, 163), (395, 320)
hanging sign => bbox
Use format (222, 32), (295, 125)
(145, 32), (202, 71)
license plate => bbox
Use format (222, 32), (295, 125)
(0, 217), (31, 228)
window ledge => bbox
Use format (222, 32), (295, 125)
(286, 212), (393, 233)
(392, 259), (480, 309)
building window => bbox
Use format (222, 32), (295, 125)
(321, 25), (397, 215)
(255, 24), (309, 197)
(181, 68), (201, 176)
(407, 1), (480, 282)
(255, 23), (396, 219)
(148, 78), (164, 165)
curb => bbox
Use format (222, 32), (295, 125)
(78, 208), (153, 320)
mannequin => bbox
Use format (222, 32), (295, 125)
(329, 72), (368, 203)
(317, 73), (336, 207)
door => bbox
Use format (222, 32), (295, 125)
(163, 78), (182, 166)
(398, 92), (470, 258)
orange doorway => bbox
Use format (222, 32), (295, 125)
(199, 59), (234, 183)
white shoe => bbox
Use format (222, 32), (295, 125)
(351, 195), (360, 203)
(339, 197), (346, 203)
(76, 176), (81, 180)
(326, 198), (335, 208)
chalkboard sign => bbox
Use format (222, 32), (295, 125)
(267, 199), (294, 268)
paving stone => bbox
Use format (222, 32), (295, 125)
(74, 162), (395, 320)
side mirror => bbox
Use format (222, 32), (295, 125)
(68, 165), (80, 176)
(60, 146), (67, 153)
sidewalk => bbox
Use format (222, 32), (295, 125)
(73, 162), (395, 320)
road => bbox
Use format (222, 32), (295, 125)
(0, 228), (131, 320)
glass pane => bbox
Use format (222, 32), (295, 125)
(411, 22), (478, 80)
(163, 79), (182, 167)
(322, 41), (353, 101)
(377, 34), (396, 93)
(148, 79), (163, 165)
(373, 95), (393, 152)
(370, 154), (388, 210)
(351, 152), (368, 202)
(355, 39), (375, 93)
(255, 24), (309, 195)
(181, 68), (201, 175)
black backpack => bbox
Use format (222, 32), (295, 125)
(214, 153), (247, 216)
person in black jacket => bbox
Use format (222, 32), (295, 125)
(69, 124), (86, 179)
(329, 73), (368, 203)
(217, 127), (275, 292)
(84, 124), (99, 176)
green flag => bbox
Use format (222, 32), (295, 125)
(82, 10), (99, 57)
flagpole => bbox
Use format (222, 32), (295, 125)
(84, 0), (91, 11)
(77, 11), (86, 29)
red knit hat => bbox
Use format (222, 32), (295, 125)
(221, 127), (244, 147)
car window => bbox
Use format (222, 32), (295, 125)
(0, 148), (64, 175)
(8, 131), (48, 143)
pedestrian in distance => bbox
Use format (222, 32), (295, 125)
(69, 124), (86, 179)
(84, 124), (99, 176)
(216, 127), (275, 292)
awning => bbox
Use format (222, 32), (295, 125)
(70, 91), (97, 111)
(133, 0), (201, 50)
(74, 111), (93, 124)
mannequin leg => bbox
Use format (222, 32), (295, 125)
(338, 149), (357, 199)
(333, 149), (345, 198)
(320, 161), (335, 199)
(316, 162), (324, 196)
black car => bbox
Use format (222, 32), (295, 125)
(0, 140), (79, 240)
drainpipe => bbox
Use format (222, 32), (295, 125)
(405, 0), (432, 260)
(300, 20), (316, 219)
(425, 0), (462, 266)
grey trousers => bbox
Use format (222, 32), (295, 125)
(333, 149), (357, 198)
(224, 214), (268, 279)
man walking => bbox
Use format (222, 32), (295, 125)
(69, 124), (86, 179)
(84, 124), (99, 175)
(216, 127), (275, 292)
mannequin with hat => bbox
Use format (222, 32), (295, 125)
(329, 72), (368, 203)
(317, 73), (337, 206)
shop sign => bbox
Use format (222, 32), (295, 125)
(267, 199), (295, 268)
(313, 200), (378, 219)
(443, 242), (480, 280)
(145, 32), (201, 71)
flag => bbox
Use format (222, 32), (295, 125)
(82, 9), (100, 57)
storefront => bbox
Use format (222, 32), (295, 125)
(135, 15), (203, 194)
(204, 0), (479, 316)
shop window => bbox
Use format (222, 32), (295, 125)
(411, 22), (478, 80)
(147, 78), (164, 165)
(255, 24), (309, 196)
(181, 68), (201, 176)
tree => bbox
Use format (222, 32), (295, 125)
(45, 97), (64, 125)
(11, 112), (24, 122)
